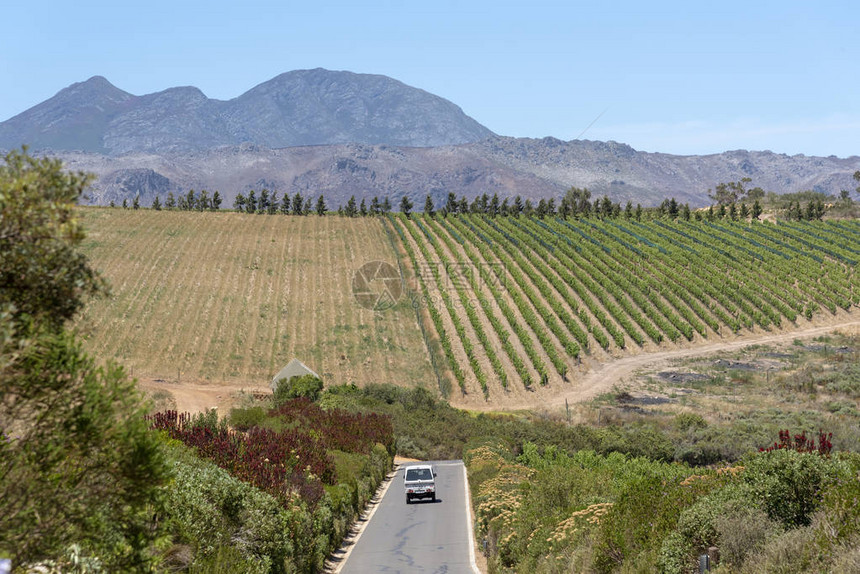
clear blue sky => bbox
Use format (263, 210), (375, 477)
(1, 0), (857, 157)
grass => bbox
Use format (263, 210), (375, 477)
(585, 331), (860, 459)
(77, 208), (434, 390)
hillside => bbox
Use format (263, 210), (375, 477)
(77, 208), (435, 398)
(50, 140), (860, 211)
(79, 207), (860, 411)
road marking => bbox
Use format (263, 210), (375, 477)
(463, 462), (481, 574)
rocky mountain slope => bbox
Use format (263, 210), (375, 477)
(2, 70), (858, 207)
(57, 138), (859, 209)
(0, 69), (494, 154)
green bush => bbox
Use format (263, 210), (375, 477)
(162, 444), (295, 573)
(229, 405), (267, 430)
(740, 448), (846, 528)
(715, 507), (780, 568)
(274, 374), (324, 404)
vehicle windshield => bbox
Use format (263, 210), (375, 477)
(405, 468), (433, 481)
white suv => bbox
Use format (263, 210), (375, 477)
(403, 464), (436, 504)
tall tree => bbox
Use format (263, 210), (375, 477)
(513, 195), (524, 217)
(382, 196), (392, 213)
(267, 192), (279, 214)
(280, 192), (291, 215)
(316, 195), (327, 216)
(752, 199), (763, 220)
(0, 149), (168, 568)
(346, 195), (358, 217)
(197, 190), (210, 211)
(523, 199), (534, 217)
(292, 192), (303, 215)
(489, 193), (500, 217)
(152, 195), (161, 211)
(400, 195), (413, 218)
(424, 194), (435, 217)
(132, 194), (140, 210)
(370, 196), (380, 215)
(233, 193), (246, 212)
(303, 196), (312, 215)
(165, 191), (176, 210)
(212, 190), (222, 211)
(359, 198), (368, 217)
(246, 190), (257, 213)
(445, 192), (458, 215)
(258, 189), (269, 214)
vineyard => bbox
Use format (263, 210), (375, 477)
(385, 213), (860, 403)
(77, 208), (860, 409)
(77, 208), (434, 393)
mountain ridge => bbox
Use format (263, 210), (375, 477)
(1, 70), (858, 207)
(0, 69), (495, 154)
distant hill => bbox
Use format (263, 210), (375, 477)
(0, 69), (495, 154)
(55, 138), (859, 210)
(1, 69), (858, 207)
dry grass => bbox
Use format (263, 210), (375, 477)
(77, 208), (434, 392)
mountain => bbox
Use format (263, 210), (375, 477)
(0, 69), (495, 154)
(56, 138), (860, 210)
(1, 70), (858, 207)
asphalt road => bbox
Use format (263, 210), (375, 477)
(339, 460), (479, 574)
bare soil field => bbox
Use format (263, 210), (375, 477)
(78, 208), (435, 410)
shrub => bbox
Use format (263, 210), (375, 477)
(163, 445), (293, 573)
(274, 374), (324, 404)
(741, 447), (844, 528)
(229, 405), (267, 431)
(715, 507), (780, 568)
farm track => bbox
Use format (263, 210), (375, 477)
(138, 315), (860, 415)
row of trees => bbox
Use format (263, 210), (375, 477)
(415, 188), (769, 223)
(785, 199), (827, 221)
(110, 189), (224, 211)
(110, 176), (842, 221)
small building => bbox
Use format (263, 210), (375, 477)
(270, 358), (321, 392)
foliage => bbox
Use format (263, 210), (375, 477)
(274, 374), (324, 404)
(151, 398), (393, 510)
(0, 148), (169, 570)
(391, 209), (860, 397)
(467, 435), (859, 573)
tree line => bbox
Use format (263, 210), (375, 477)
(107, 177), (833, 221)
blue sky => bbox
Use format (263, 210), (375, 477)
(1, 0), (857, 157)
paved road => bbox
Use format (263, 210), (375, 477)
(339, 460), (479, 574)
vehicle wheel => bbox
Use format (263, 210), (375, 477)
(431, 494), (436, 502)
(405, 495), (410, 504)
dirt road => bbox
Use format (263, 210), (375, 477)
(138, 319), (860, 415)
